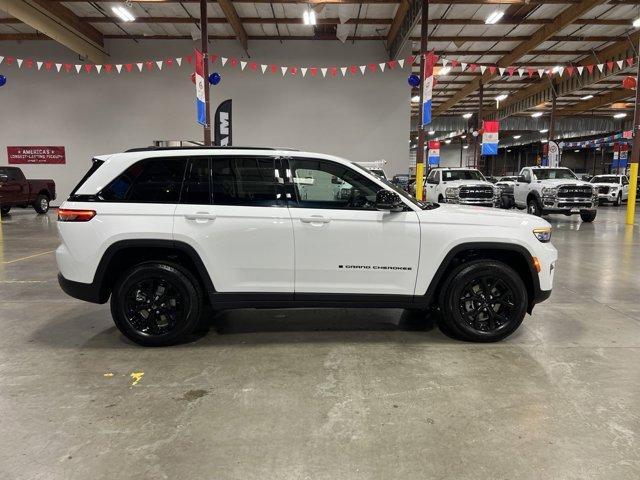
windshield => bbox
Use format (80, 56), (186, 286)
(531, 168), (577, 180)
(499, 176), (518, 182)
(441, 170), (485, 181)
(591, 175), (620, 184)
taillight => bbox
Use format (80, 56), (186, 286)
(57, 208), (96, 222)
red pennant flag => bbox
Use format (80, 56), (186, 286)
(44, 61), (53, 71)
(290, 66), (298, 76)
(566, 66), (574, 77)
(387, 60), (397, 69)
(488, 65), (496, 74)
(185, 55), (193, 64)
(64, 63), (72, 73)
(270, 64), (277, 74)
(230, 58), (238, 68)
(25, 59), (34, 69)
(249, 62), (257, 71)
(166, 58), (174, 67)
(469, 64), (477, 72)
(84, 64), (93, 73)
(210, 54), (218, 64)
(586, 64), (594, 74)
(6, 56), (14, 65)
(368, 63), (377, 72)
(407, 55), (415, 65)
(451, 59), (459, 68)
(145, 61), (153, 71)
(349, 65), (358, 75)
(627, 57), (634, 67)
(125, 63), (133, 73)
(606, 60), (614, 71)
(329, 66), (338, 77)
(104, 64), (112, 73)
(310, 67), (318, 77)
(507, 66), (515, 76)
(527, 67), (534, 78)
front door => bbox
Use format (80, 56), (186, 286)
(285, 157), (420, 295)
(173, 156), (294, 293)
(514, 169), (531, 207)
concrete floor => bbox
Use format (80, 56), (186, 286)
(0, 207), (639, 480)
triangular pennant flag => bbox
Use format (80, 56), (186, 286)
(566, 66), (574, 77)
(95, 64), (102, 74)
(83, 64), (92, 73)
(469, 63), (477, 72)
(185, 55), (193, 64)
(488, 66), (496, 75)
(136, 62), (143, 72)
(0, 56), (3, 65)
(210, 54), (218, 64)
(116, 64), (123, 73)
(310, 67), (318, 77)
(518, 68), (524, 77)
(451, 59), (459, 68)
(56, 63), (62, 72)
(290, 67), (297, 76)
(24, 59), (33, 69)
(156, 60), (163, 70)
(586, 64), (594, 74)
(221, 57), (228, 66)
(577, 66), (584, 75)
(597, 63), (604, 73)
(45, 61), (53, 71)
(301, 67), (308, 77)
(349, 65), (358, 75)
(606, 60), (614, 71)
(498, 67), (505, 76)
(64, 64), (72, 73)
(17, 58), (23, 68)
(5, 56), (14, 65)
(37, 61), (43, 70)
(368, 63), (377, 73)
(557, 66), (564, 76)
(75, 64), (82, 74)
(442, 58), (449, 67)
(166, 58), (174, 67)
(627, 57), (634, 67)
(617, 60), (624, 70)
(480, 65), (486, 74)
(527, 67), (534, 77)
(398, 59), (405, 68)
(507, 66), (515, 76)
(388, 60), (397, 69)
(125, 63), (133, 73)
(460, 62), (467, 71)
(407, 55), (416, 65)
(379, 62), (386, 72)
(359, 65), (366, 75)
(261, 64), (268, 74)
(321, 67), (328, 77)
(341, 66), (347, 76)
(330, 67), (338, 77)
(270, 65), (277, 74)
(537, 68), (545, 77)
(281, 66), (287, 76)
(176, 57), (182, 66)
(240, 61), (247, 71)
(145, 61), (153, 71)
(249, 62), (257, 71)
(229, 58), (238, 68)
(104, 64), (112, 73)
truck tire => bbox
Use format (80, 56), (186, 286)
(110, 262), (204, 347)
(527, 197), (543, 217)
(439, 259), (527, 342)
(614, 193), (621, 207)
(0, 206), (10, 215)
(438, 194), (444, 203)
(580, 210), (597, 222)
(33, 194), (50, 214)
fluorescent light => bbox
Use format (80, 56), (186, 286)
(485, 11), (504, 25)
(444, 139), (452, 144)
(495, 94), (508, 102)
(531, 112), (543, 118)
(634, 17), (640, 28)
(540, 128), (549, 133)
(411, 95), (420, 102)
(463, 113), (472, 119)
(310, 10), (316, 25)
(438, 66), (451, 76)
(428, 129), (435, 135)
(112, 5), (135, 22)
(541, 139), (548, 143)
(581, 94), (594, 100)
(551, 66), (561, 74)
(513, 135), (522, 139)
(463, 145), (469, 149)
(613, 112), (627, 119)
(574, 149), (581, 152)
(303, 9), (316, 25)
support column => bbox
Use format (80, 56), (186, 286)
(200, 0), (212, 146)
(549, 83), (557, 144)
(476, 82), (483, 170)
(415, 0), (429, 184)
(626, 44), (640, 225)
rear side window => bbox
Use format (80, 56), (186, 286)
(99, 158), (185, 203)
(211, 157), (281, 206)
(181, 157), (211, 205)
(70, 159), (104, 197)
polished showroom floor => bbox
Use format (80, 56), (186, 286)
(0, 206), (639, 480)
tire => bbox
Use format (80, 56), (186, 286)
(438, 194), (444, 203)
(580, 210), (597, 222)
(110, 262), (204, 346)
(0, 206), (10, 215)
(33, 194), (49, 214)
(439, 260), (528, 342)
(614, 193), (621, 207)
(527, 196), (543, 216)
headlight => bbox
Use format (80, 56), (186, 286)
(445, 187), (460, 197)
(541, 187), (558, 197)
(533, 227), (552, 243)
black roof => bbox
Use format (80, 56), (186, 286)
(125, 146), (298, 153)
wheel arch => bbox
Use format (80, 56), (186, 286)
(37, 189), (51, 199)
(526, 190), (541, 203)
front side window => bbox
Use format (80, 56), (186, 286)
(211, 156), (281, 206)
(99, 158), (185, 203)
(522, 170), (532, 182)
(288, 158), (381, 210)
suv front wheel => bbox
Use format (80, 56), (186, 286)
(439, 260), (528, 342)
(110, 262), (204, 346)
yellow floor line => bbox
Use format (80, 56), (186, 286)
(1, 250), (55, 265)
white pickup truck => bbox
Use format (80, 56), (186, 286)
(513, 166), (598, 222)
(425, 167), (498, 207)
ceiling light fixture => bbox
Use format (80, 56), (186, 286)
(581, 94), (594, 100)
(495, 94), (508, 102)
(411, 95), (420, 102)
(428, 129), (435, 135)
(634, 17), (640, 28)
(112, 5), (135, 22)
(439, 66), (451, 76)
(574, 149), (580, 153)
(513, 135), (522, 139)
(531, 112), (543, 118)
(303, 9), (316, 26)
(463, 113), (472, 119)
(613, 112), (628, 119)
(539, 128), (549, 133)
(444, 139), (452, 144)
(485, 11), (504, 25)
(463, 145), (469, 149)
(541, 139), (548, 143)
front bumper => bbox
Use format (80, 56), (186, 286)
(597, 192), (619, 202)
(446, 197), (499, 207)
(541, 196), (597, 211)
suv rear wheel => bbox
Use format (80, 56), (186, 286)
(439, 260), (527, 342)
(110, 262), (204, 346)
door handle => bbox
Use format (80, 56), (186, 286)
(184, 212), (217, 221)
(300, 215), (331, 224)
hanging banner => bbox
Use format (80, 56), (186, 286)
(194, 49), (206, 126)
(214, 99), (232, 147)
(548, 141), (560, 167)
(422, 53), (435, 126)
(481, 121), (499, 156)
(427, 141), (440, 166)
(7, 146), (66, 164)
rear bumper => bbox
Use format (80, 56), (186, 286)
(58, 273), (106, 304)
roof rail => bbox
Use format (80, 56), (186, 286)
(124, 146), (298, 153)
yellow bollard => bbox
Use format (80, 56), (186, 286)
(626, 163), (638, 225)
(416, 163), (425, 201)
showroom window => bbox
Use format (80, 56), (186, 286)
(211, 156), (281, 206)
(288, 158), (380, 210)
(99, 158), (186, 203)
(181, 157), (211, 205)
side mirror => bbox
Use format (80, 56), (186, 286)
(517, 175), (529, 183)
(376, 190), (403, 212)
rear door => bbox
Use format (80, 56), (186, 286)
(173, 155), (294, 294)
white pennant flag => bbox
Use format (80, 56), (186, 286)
(240, 61), (247, 71)
(597, 63), (604, 72)
(17, 58), (23, 68)
(301, 67), (308, 77)
(460, 62), (467, 71)
(480, 65), (487, 74)
(518, 68), (524, 77)
(556, 66), (564, 77)
(498, 67), (505, 76)
(359, 65), (366, 75)
(617, 60), (624, 70)
(95, 64), (102, 74)
(75, 64), (81, 74)
(0, 56), (4, 65)
(341, 67), (347, 76)
(176, 57), (182, 66)
(281, 66), (287, 76)
(398, 59), (405, 68)
(116, 64), (123, 73)
(537, 68), (545, 77)
(379, 62), (385, 72)
(156, 60), (163, 70)
(221, 57), (228, 66)
(577, 66), (584, 75)
(137, 62), (143, 72)
(55, 63), (62, 72)
(37, 61), (43, 70)
(442, 59), (449, 67)
(321, 67), (328, 77)
(261, 64), (268, 74)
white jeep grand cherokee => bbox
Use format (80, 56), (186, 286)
(425, 167), (498, 207)
(57, 147), (556, 346)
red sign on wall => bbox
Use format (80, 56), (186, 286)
(7, 146), (66, 164)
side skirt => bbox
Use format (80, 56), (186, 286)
(208, 292), (429, 309)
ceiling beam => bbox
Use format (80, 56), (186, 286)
(217, 0), (248, 53)
(2, 0), (107, 62)
(556, 89), (633, 116)
(386, 0), (410, 54)
(432, 0), (602, 117)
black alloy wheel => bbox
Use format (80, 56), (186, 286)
(457, 276), (516, 333)
(124, 278), (185, 336)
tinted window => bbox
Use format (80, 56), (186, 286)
(99, 158), (185, 203)
(0, 168), (20, 181)
(289, 158), (380, 210)
(181, 157), (210, 205)
(211, 157), (280, 206)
